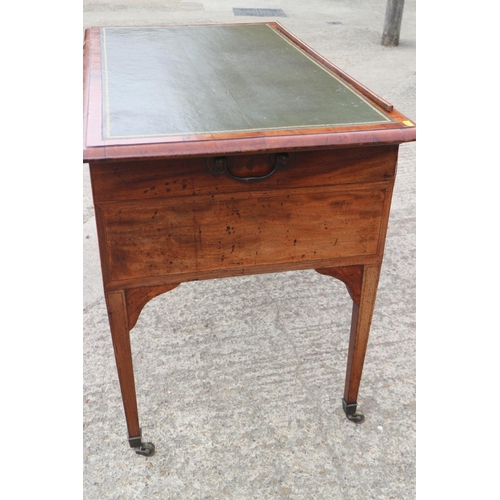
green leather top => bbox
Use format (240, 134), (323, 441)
(100, 25), (392, 140)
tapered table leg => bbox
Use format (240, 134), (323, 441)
(105, 290), (155, 456)
(342, 264), (381, 423)
(316, 263), (382, 423)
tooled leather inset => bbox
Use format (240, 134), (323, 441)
(100, 25), (393, 140)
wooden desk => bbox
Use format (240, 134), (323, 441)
(83, 23), (415, 457)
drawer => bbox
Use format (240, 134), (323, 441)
(98, 184), (390, 286)
(89, 145), (398, 203)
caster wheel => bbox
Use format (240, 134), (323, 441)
(346, 411), (365, 424)
(135, 442), (155, 457)
(342, 399), (365, 424)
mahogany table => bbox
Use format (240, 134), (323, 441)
(83, 23), (416, 457)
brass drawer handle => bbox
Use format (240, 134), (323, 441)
(207, 153), (292, 182)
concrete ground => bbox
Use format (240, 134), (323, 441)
(83, 1), (416, 498)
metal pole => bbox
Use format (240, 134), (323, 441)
(381, 0), (405, 46)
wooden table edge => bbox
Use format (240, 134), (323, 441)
(83, 127), (415, 162)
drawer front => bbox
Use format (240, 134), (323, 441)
(90, 146), (398, 203)
(99, 185), (388, 285)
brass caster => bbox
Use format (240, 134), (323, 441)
(342, 398), (365, 424)
(134, 442), (155, 457)
(346, 411), (365, 423)
(128, 429), (155, 457)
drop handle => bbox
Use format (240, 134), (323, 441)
(206, 153), (293, 182)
